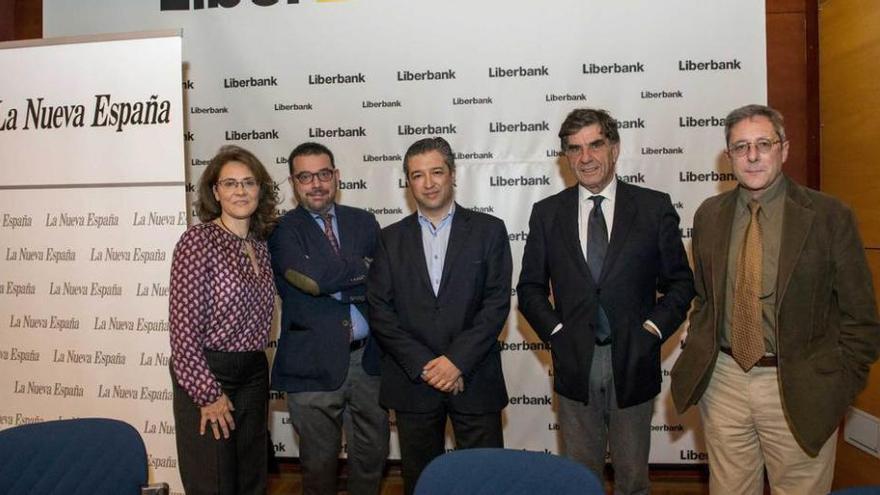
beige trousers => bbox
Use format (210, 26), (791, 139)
(698, 351), (837, 495)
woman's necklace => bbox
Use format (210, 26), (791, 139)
(218, 216), (248, 241)
(217, 217), (260, 275)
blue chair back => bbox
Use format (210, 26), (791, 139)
(414, 448), (604, 495)
(830, 487), (880, 495)
(0, 418), (148, 495)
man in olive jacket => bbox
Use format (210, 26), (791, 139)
(671, 104), (880, 495)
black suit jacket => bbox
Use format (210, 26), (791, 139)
(269, 204), (381, 393)
(517, 181), (695, 408)
(367, 205), (512, 414)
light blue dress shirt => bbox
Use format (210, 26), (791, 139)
(417, 203), (456, 296)
(310, 204), (369, 340)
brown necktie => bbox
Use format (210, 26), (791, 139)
(731, 200), (765, 371)
(320, 213), (340, 255)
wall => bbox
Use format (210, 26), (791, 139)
(767, 0), (820, 187)
(0, 0), (40, 41)
(2, 1), (818, 187)
(819, 0), (880, 488)
(16, 0), (878, 483)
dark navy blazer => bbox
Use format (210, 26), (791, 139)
(517, 181), (695, 408)
(269, 204), (381, 393)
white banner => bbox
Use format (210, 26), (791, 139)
(0, 33), (185, 489)
(42, 0), (766, 475)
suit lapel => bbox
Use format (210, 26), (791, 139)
(776, 179), (814, 306)
(555, 187), (592, 280)
(710, 191), (738, 331)
(294, 206), (323, 239)
(438, 204), (471, 297)
(294, 205), (315, 224)
(602, 182), (636, 282)
(402, 214), (434, 296)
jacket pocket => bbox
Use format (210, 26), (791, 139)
(811, 347), (844, 374)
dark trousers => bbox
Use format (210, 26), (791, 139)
(557, 343), (653, 495)
(395, 405), (503, 495)
(172, 351), (269, 495)
(285, 347), (389, 495)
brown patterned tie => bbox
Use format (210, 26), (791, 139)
(320, 213), (340, 255)
(731, 200), (765, 371)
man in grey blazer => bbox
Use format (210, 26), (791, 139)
(671, 104), (880, 494)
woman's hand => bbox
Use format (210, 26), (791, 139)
(200, 393), (235, 440)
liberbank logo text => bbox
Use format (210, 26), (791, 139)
(161, 0), (300, 11)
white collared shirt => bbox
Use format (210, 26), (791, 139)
(577, 177), (617, 260)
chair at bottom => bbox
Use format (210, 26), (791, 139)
(413, 448), (603, 495)
(0, 417), (168, 495)
(830, 487), (880, 495)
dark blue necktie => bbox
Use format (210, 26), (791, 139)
(587, 195), (611, 342)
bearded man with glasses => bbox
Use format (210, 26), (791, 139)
(672, 104), (880, 494)
(269, 142), (389, 495)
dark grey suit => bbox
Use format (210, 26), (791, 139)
(517, 180), (694, 493)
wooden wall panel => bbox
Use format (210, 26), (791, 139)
(768, 0), (811, 12)
(0, 0), (15, 41)
(821, 0), (880, 488)
(767, 12), (814, 187)
(835, 440), (880, 491)
(0, 0), (40, 42)
(853, 251), (880, 417)
(14, 0), (41, 40)
(819, 0), (880, 248)
(833, 250), (880, 489)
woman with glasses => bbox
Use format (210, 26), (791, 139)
(169, 145), (278, 494)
